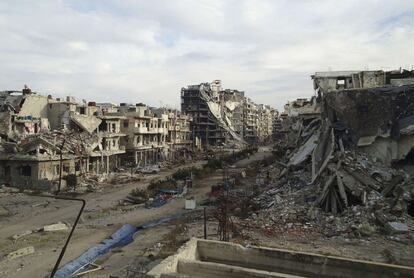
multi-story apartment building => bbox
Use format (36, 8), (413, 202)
(166, 110), (193, 159)
(257, 104), (276, 144)
(119, 103), (169, 166)
(243, 98), (259, 144)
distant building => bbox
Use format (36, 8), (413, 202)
(181, 80), (276, 148)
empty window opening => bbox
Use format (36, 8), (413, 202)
(21, 165), (31, 177)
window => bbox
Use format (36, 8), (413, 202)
(21, 165), (31, 177)
(63, 164), (70, 173)
(75, 162), (80, 171)
(55, 165), (60, 174)
(123, 121), (129, 128)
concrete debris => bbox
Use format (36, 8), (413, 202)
(287, 132), (318, 166)
(222, 69), (414, 242)
(386, 222), (409, 234)
(12, 230), (33, 240)
(43, 222), (69, 232)
(70, 114), (102, 133)
(185, 198), (196, 210)
(7, 246), (35, 260)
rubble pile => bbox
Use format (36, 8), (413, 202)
(244, 84), (414, 240)
(247, 128), (413, 240)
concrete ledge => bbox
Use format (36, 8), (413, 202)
(197, 240), (414, 278)
(148, 238), (414, 278)
(148, 238), (199, 277)
(177, 260), (304, 278)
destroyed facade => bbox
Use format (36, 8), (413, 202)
(0, 82), (276, 190)
(181, 80), (277, 147)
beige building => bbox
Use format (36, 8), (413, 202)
(166, 110), (193, 159)
(119, 104), (169, 166)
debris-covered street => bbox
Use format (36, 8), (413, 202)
(1, 3), (414, 276)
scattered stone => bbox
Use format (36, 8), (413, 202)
(7, 246), (35, 260)
(358, 221), (376, 237)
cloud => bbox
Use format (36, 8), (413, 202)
(0, 0), (413, 111)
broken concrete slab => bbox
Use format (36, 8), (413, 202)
(70, 114), (102, 133)
(12, 230), (33, 240)
(43, 222), (69, 232)
(288, 133), (318, 166)
(7, 246), (35, 260)
(386, 222), (409, 234)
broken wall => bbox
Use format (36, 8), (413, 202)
(18, 95), (48, 119)
(324, 85), (414, 142)
(0, 159), (73, 190)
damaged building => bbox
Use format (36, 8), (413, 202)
(0, 87), (49, 140)
(0, 131), (99, 190)
(181, 80), (276, 148)
(273, 68), (414, 217)
(119, 103), (171, 166)
(165, 109), (195, 160)
(312, 69), (414, 166)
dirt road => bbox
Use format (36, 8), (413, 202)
(0, 149), (273, 277)
(0, 161), (210, 277)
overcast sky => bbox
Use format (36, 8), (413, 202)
(1, 1), (413, 110)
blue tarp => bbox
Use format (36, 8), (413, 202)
(51, 212), (185, 278)
(158, 189), (182, 194)
(151, 197), (167, 208)
(52, 224), (139, 278)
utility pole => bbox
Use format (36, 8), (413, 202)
(57, 137), (66, 194)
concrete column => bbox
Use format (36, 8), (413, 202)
(135, 151), (138, 165)
(106, 155), (110, 175)
(86, 157), (90, 173)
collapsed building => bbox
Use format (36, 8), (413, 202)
(252, 69), (414, 238)
(0, 88), (195, 190)
(0, 88), (49, 140)
(181, 80), (276, 148)
(312, 69), (414, 166)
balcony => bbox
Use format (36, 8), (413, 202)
(134, 127), (148, 133)
(158, 127), (168, 134)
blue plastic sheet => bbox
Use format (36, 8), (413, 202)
(151, 197), (167, 208)
(51, 212), (185, 277)
(52, 224), (139, 278)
